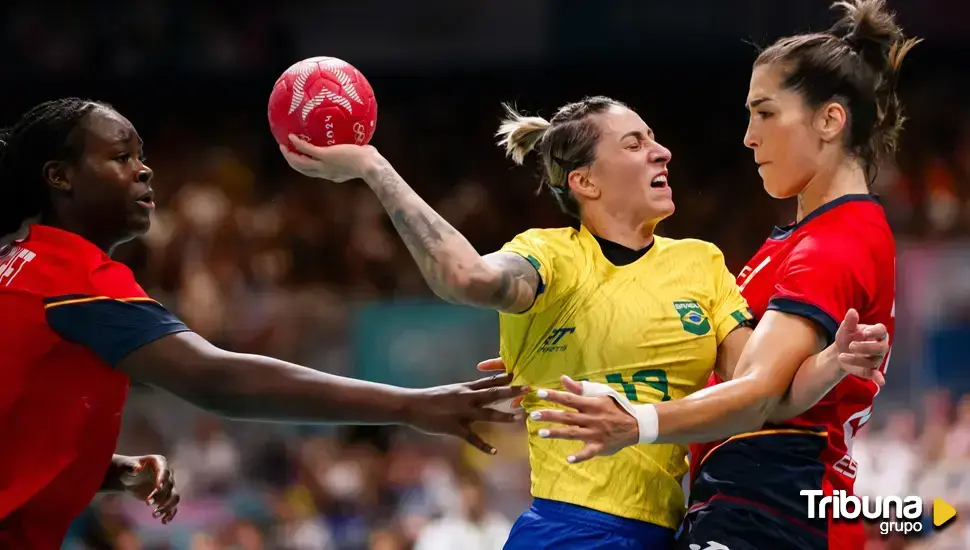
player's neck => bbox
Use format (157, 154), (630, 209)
(41, 211), (125, 255)
(796, 160), (869, 222)
(581, 212), (656, 250)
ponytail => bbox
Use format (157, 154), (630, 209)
(834, 0), (921, 163)
(496, 103), (551, 166)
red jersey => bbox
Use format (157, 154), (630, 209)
(0, 225), (188, 548)
(686, 195), (895, 549)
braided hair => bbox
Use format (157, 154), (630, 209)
(0, 98), (111, 236)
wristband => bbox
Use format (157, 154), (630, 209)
(578, 381), (659, 444)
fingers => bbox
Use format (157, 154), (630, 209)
(535, 388), (594, 411)
(873, 371), (886, 386)
(477, 357), (506, 372)
(287, 134), (320, 156)
(560, 375), (585, 396)
(529, 409), (591, 427)
(566, 443), (603, 464)
(141, 455), (171, 504)
(279, 146), (317, 169)
(862, 324), (888, 341)
(840, 308), (860, 335)
(465, 373), (514, 391)
(536, 425), (598, 442)
(153, 490), (180, 524)
(846, 341), (888, 356)
(463, 428), (497, 455)
(472, 384), (529, 407)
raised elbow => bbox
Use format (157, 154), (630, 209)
(434, 261), (503, 307)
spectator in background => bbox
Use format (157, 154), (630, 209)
(413, 470), (511, 550)
(855, 410), (921, 500)
(171, 416), (242, 497)
(942, 395), (970, 462)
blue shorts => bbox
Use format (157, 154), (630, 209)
(504, 498), (675, 550)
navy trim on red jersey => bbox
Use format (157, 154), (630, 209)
(45, 295), (190, 366)
(766, 297), (839, 345)
(769, 194), (880, 241)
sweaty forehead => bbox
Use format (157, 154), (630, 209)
(82, 107), (140, 147)
(595, 106), (652, 138)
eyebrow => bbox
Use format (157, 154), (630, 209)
(747, 97), (773, 109)
(620, 129), (655, 141)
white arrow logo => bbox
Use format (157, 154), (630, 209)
(284, 57), (365, 122)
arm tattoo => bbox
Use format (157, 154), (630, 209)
(479, 253), (542, 313)
(365, 162), (540, 311)
(366, 162), (486, 301)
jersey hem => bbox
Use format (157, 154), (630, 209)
(529, 489), (683, 530)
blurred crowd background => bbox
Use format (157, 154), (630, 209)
(3, 0), (969, 548)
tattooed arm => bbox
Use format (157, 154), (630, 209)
(279, 139), (541, 313)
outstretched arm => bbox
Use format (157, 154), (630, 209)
(118, 332), (526, 454)
(528, 310), (887, 461)
(643, 310), (823, 443)
(280, 139), (540, 313)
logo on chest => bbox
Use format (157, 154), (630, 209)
(539, 326), (574, 353)
(673, 300), (711, 336)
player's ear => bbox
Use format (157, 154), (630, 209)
(814, 101), (847, 143)
(43, 161), (72, 193)
(568, 166), (600, 200)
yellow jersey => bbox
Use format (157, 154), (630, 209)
(499, 225), (752, 529)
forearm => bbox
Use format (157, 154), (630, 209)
(767, 345), (844, 422)
(648, 376), (780, 444)
(186, 350), (416, 425)
(361, 157), (492, 304)
(99, 454), (130, 493)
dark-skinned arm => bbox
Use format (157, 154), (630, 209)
(118, 331), (526, 453)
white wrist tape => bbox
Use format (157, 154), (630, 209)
(578, 380), (659, 444)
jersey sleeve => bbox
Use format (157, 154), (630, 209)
(767, 235), (870, 346)
(499, 228), (577, 315)
(44, 260), (190, 366)
(708, 243), (755, 345)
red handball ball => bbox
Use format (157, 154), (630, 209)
(268, 56), (378, 150)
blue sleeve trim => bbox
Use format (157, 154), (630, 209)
(766, 297), (838, 346)
(45, 296), (190, 366)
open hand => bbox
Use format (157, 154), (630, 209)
(836, 308), (889, 386)
(406, 373), (528, 455)
(529, 375), (640, 464)
(279, 135), (380, 182)
(117, 455), (179, 524)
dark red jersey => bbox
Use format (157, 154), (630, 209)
(687, 195), (896, 549)
(0, 225), (188, 548)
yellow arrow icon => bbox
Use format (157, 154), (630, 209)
(934, 498), (957, 528)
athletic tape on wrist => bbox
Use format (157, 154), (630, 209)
(578, 381), (659, 444)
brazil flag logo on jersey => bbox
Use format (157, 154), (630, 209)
(674, 300), (711, 336)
